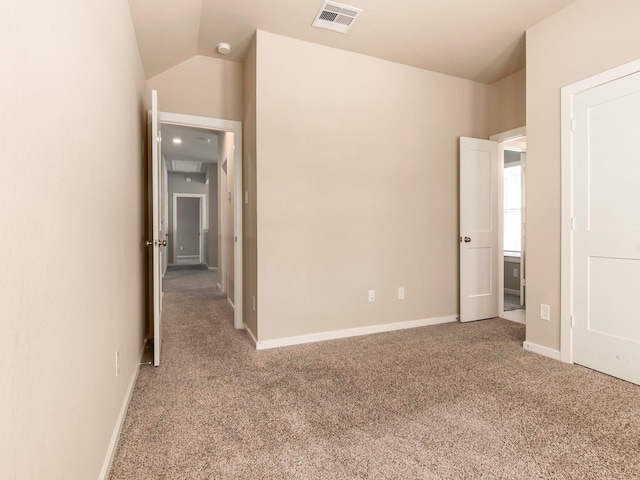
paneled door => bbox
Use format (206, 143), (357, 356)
(459, 137), (499, 322)
(147, 89), (165, 366)
(571, 71), (640, 385)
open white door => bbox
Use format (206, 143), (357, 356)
(570, 70), (640, 385)
(149, 90), (164, 366)
(460, 137), (499, 322)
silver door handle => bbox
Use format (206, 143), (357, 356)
(464, 237), (471, 243)
(145, 240), (168, 247)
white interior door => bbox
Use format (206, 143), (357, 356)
(572, 71), (640, 385)
(150, 90), (164, 366)
(460, 137), (499, 322)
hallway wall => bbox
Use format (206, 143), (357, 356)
(0, 0), (147, 478)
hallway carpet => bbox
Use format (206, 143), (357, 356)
(109, 271), (640, 479)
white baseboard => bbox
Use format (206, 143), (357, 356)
(255, 315), (458, 350)
(504, 288), (521, 296)
(216, 283), (222, 291)
(99, 345), (143, 480)
(176, 255), (199, 259)
(227, 298), (235, 310)
(207, 266), (218, 271)
(523, 341), (561, 361)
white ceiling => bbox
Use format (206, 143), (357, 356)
(161, 124), (219, 173)
(128, 0), (576, 84)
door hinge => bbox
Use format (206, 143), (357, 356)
(521, 278), (526, 287)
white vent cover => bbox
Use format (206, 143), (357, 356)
(171, 160), (202, 173)
(312, 2), (362, 34)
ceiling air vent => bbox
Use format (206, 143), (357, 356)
(312, 2), (362, 34)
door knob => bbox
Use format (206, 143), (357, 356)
(464, 237), (471, 243)
(145, 239), (167, 247)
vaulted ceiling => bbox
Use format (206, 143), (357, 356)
(128, 0), (576, 84)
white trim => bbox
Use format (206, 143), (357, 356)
(489, 126), (526, 143)
(227, 298), (235, 310)
(216, 282), (222, 291)
(522, 341), (561, 361)
(254, 315), (458, 350)
(176, 255), (199, 259)
(159, 112), (243, 331)
(490, 126), (526, 321)
(99, 348), (143, 480)
(560, 58), (640, 364)
(504, 288), (521, 296)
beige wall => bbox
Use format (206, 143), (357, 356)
(147, 55), (243, 121)
(526, 0), (640, 350)
(0, 0), (147, 478)
(243, 35), (258, 337)
(488, 69), (526, 135)
(254, 31), (489, 341)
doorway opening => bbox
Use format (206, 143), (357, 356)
(158, 112), (243, 330)
(173, 194), (207, 265)
(490, 127), (526, 324)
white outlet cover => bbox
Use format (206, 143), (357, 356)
(540, 304), (551, 321)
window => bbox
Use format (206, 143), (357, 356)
(504, 163), (521, 255)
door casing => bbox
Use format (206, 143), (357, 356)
(560, 57), (640, 364)
(159, 111), (244, 331)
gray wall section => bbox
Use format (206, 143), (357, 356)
(504, 149), (521, 165)
(504, 257), (521, 292)
(177, 197), (200, 256)
(167, 172), (208, 263)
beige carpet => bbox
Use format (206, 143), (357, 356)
(109, 270), (640, 479)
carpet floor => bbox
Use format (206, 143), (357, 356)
(109, 270), (640, 479)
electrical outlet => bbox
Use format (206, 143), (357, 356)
(398, 287), (405, 300)
(368, 290), (376, 303)
(513, 268), (519, 278)
(540, 304), (551, 321)
(115, 350), (120, 377)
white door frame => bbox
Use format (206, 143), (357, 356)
(172, 193), (206, 264)
(560, 58), (640, 364)
(159, 111), (244, 331)
(489, 126), (526, 319)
